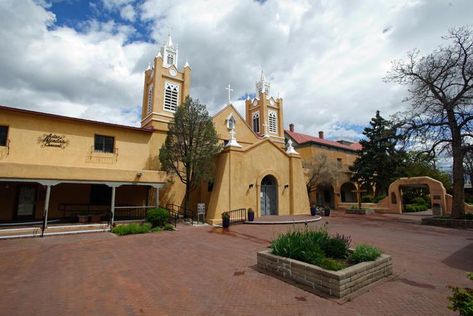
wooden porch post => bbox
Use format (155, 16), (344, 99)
(155, 186), (159, 208)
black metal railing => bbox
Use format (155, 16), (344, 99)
(59, 204), (111, 222)
(159, 205), (178, 228)
(59, 204), (179, 228)
(114, 206), (153, 221)
(224, 208), (247, 225)
(166, 203), (197, 224)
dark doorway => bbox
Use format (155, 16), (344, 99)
(260, 175), (278, 216)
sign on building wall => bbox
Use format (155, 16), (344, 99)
(39, 134), (69, 149)
(197, 203), (206, 224)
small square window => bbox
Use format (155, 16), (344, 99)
(94, 134), (114, 153)
(0, 126), (8, 146)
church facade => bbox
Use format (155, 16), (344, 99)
(0, 36), (309, 226)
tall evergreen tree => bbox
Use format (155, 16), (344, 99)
(159, 97), (222, 210)
(350, 111), (404, 196)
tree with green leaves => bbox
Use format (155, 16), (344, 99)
(350, 111), (405, 196)
(386, 26), (473, 218)
(403, 152), (452, 192)
(159, 97), (222, 210)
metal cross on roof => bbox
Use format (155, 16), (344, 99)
(225, 84), (233, 104)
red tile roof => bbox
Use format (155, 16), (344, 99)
(285, 129), (361, 152)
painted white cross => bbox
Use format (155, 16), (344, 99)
(225, 84), (233, 104)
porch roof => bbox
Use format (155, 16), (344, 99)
(0, 162), (166, 187)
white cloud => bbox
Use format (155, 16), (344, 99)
(0, 0), (152, 125)
(120, 4), (136, 22)
(0, 0), (472, 142)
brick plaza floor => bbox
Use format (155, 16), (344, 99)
(0, 210), (472, 315)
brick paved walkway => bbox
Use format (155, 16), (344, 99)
(0, 210), (472, 315)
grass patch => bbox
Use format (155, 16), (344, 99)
(271, 227), (381, 271)
(163, 223), (175, 231)
(112, 223), (151, 236)
(350, 244), (382, 264)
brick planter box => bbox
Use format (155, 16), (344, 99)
(257, 249), (392, 298)
(422, 217), (473, 228)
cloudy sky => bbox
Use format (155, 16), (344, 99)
(0, 0), (472, 142)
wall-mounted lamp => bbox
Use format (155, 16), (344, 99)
(284, 184), (289, 189)
(249, 184), (254, 189)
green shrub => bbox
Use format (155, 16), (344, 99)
(271, 227), (351, 269)
(412, 197), (428, 205)
(271, 230), (313, 262)
(151, 226), (162, 232)
(163, 223), (175, 231)
(321, 233), (351, 259)
(448, 273), (473, 316)
(112, 223), (151, 236)
(361, 195), (373, 203)
(146, 208), (169, 227)
(319, 257), (347, 271)
(350, 244), (381, 263)
(303, 248), (326, 266)
(405, 203), (429, 212)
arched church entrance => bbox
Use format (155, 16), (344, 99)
(261, 175), (278, 216)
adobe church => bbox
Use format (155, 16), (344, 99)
(0, 36), (310, 226)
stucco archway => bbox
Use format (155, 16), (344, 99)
(387, 177), (447, 215)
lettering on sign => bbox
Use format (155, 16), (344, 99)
(39, 133), (69, 149)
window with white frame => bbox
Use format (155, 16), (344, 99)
(147, 84), (153, 113)
(164, 81), (179, 112)
(268, 111), (277, 134)
(252, 112), (260, 133)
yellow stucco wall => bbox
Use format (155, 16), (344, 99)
(212, 104), (260, 149)
(204, 139), (310, 224)
(295, 143), (358, 207)
(0, 107), (167, 183)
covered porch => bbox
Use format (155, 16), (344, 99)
(0, 179), (163, 238)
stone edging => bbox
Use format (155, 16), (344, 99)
(421, 217), (473, 228)
(257, 249), (392, 298)
(345, 209), (374, 215)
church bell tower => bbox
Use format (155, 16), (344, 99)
(245, 70), (285, 146)
(141, 35), (191, 131)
